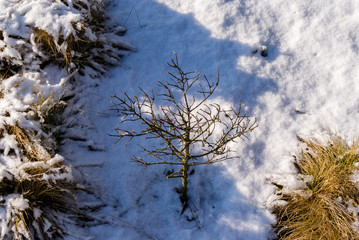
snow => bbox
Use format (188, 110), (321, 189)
(81, 0), (358, 239)
(1, 0), (359, 239)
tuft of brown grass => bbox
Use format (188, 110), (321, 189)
(4, 124), (52, 162)
(1, 0), (132, 78)
(33, 27), (93, 71)
(33, 0), (132, 73)
(12, 177), (78, 239)
(0, 124), (83, 239)
(272, 135), (359, 240)
(1, 165), (79, 240)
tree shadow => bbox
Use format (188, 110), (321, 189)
(110, 0), (279, 106)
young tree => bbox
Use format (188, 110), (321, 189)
(111, 53), (257, 209)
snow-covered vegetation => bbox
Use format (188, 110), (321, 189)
(0, 0), (130, 76)
(0, 0), (130, 239)
(272, 135), (359, 239)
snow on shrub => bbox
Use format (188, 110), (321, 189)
(0, 71), (70, 135)
(0, 0), (131, 76)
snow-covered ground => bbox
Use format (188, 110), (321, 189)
(2, 0), (359, 239)
(61, 0), (359, 239)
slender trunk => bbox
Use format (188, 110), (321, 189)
(181, 94), (191, 210)
(181, 160), (189, 204)
(181, 124), (190, 206)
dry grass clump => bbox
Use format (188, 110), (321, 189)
(33, 0), (131, 72)
(63, 0), (106, 30)
(31, 91), (68, 154)
(4, 125), (51, 162)
(33, 26), (98, 71)
(0, 125), (81, 239)
(1, 169), (78, 239)
(1, 0), (131, 78)
(272, 135), (359, 240)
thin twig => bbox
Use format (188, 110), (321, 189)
(123, 1), (143, 27)
(104, 213), (157, 240)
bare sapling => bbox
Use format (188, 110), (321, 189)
(111, 52), (257, 210)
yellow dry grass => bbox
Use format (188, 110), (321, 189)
(1, 0), (131, 78)
(273, 135), (359, 240)
(13, 178), (78, 239)
(33, 27), (94, 71)
(0, 124), (81, 239)
(4, 124), (52, 162)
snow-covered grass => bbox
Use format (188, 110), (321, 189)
(0, 149), (77, 239)
(0, 71), (81, 239)
(272, 135), (359, 239)
(0, 0), (130, 239)
(0, 0), (131, 75)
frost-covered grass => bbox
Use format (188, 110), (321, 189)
(272, 135), (359, 239)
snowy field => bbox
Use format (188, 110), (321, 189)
(1, 0), (359, 239)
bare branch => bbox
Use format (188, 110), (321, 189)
(111, 52), (257, 207)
